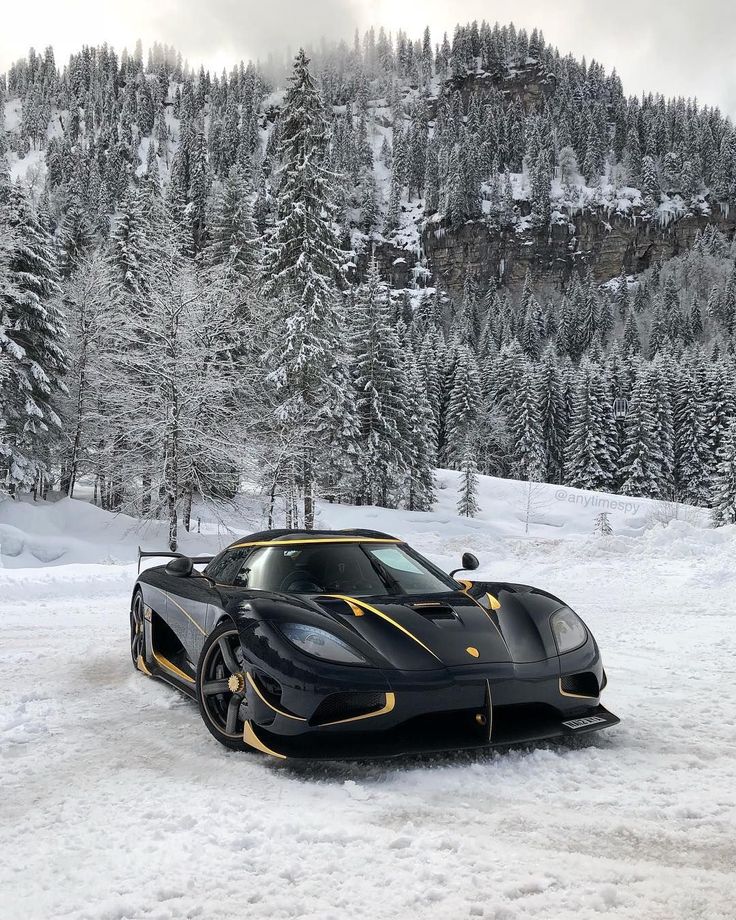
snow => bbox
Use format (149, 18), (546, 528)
(1, 476), (735, 919)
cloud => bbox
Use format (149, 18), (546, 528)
(145, 0), (364, 67)
(0, 0), (734, 116)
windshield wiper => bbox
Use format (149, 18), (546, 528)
(364, 552), (403, 595)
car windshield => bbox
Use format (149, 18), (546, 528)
(213, 542), (457, 596)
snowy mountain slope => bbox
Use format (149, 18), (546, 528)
(0, 479), (734, 920)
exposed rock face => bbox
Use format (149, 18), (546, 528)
(420, 204), (736, 299)
(443, 62), (557, 113)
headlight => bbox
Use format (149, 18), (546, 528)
(551, 607), (588, 654)
(279, 623), (368, 664)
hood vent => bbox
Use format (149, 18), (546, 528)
(408, 602), (457, 621)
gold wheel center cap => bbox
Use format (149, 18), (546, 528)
(228, 672), (246, 694)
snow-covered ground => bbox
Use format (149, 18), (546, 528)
(1, 475), (735, 920)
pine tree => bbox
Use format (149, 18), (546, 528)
(619, 369), (666, 497)
(529, 150), (551, 229)
(623, 309), (641, 354)
(444, 345), (481, 469)
(711, 420), (736, 526)
(538, 346), (567, 482)
(0, 182), (67, 492)
(349, 257), (407, 506)
(203, 165), (259, 283)
(403, 358), (436, 512)
(457, 441), (480, 517)
(509, 367), (545, 480)
(674, 367), (710, 505)
(641, 155), (661, 214)
(594, 511), (613, 535)
(261, 50), (351, 527)
(58, 196), (95, 277)
(565, 360), (617, 491)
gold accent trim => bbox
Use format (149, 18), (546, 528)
(137, 654), (151, 676)
(152, 650), (195, 684)
(558, 678), (599, 700)
(466, 646), (480, 658)
(486, 593), (501, 610)
(319, 692), (396, 726)
(320, 596), (364, 616)
(320, 594), (441, 661)
(246, 672), (307, 722)
(484, 679), (493, 741)
(244, 721), (287, 759)
(228, 673), (246, 694)
(230, 537), (402, 549)
(460, 589), (508, 647)
(457, 578), (473, 589)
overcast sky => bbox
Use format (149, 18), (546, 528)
(2, 1), (734, 116)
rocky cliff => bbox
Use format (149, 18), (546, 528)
(370, 203), (736, 300)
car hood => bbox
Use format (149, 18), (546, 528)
(311, 586), (559, 669)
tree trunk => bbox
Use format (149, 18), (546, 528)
(141, 472), (151, 516)
(303, 457), (314, 530)
(167, 383), (179, 552)
(182, 484), (193, 532)
(267, 465), (280, 529)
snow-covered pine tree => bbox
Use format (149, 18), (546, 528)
(203, 164), (260, 285)
(509, 365), (545, 480)
(349, 257), (407, 507)
(0, 182), (67, 493)
(711, 420), (736, 526)
(619, 368), (666, 498)
(457, 440), (480, 517)
(594, 511), (613, 535)
(261, 49), (350, 528)
(538, 346), (567, 482)
(623, 308), (641, 353)
(403, 358), (436, 512)
(444, 344), (482, 469)
(674, 365), (710, 505)
(565, 359), (617, 491)
(57, 195), (95, 277)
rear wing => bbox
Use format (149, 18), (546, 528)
(137, 547), (215, 574)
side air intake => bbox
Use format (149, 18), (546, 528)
(310, 691), (388, 726)
(560, 672), (599, 698)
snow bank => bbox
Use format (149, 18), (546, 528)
(0, 472), (720, 573)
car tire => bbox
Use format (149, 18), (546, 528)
(196, 621), (251, 752)
(130, 590), (147, 672)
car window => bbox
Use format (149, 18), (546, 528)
(206, 547), (253, 584)
(205, 541), (457, 596)
(370, 547), (425, 574)
(363, 545), (455, 594)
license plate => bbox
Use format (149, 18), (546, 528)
(563, 715), (607, 729)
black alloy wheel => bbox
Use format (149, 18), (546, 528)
(196, 621), (251, 751)
(130, 592), (146, 671)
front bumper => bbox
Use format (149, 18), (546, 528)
(243, 661), (620, 760)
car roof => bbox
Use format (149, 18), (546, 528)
(226, 528), (401, 549)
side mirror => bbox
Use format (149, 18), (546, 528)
(165, 556), (194, 577)
(450, 552), (480, 578)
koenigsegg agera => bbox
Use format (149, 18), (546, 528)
(131, 529), (619, 759)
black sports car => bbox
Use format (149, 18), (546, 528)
(131, 529), (619, 759)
